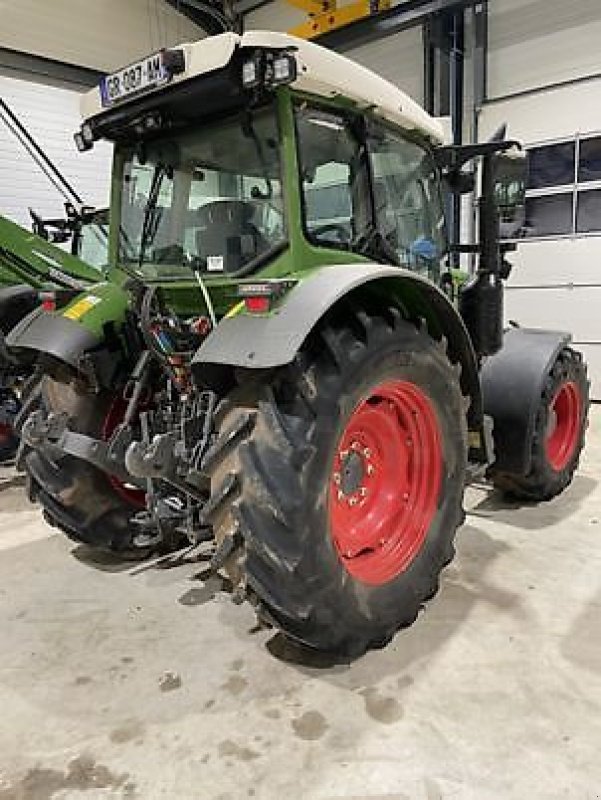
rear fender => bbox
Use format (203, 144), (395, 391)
(0, 285), (39, 334)
(481, 327), (571, 475)
(194, 264), (483, 434)
(6, 282), (129, 387)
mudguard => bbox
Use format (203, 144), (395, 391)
(194, 263), (483, 429)
(6, 306), (101, 369)
(481, 326), (571, 475)
(0, 285), (39, 334)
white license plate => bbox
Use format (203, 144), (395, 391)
(100, 52), (171, 107)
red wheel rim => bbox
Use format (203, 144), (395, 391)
(545, 381), (582, 472)
(102, 396), (146, 508)
(328, 380), (443, 586)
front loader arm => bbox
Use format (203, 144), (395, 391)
(0, 214), (101, 290)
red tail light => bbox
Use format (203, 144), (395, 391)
(40, 292), (56, 312)
(244, 295), (270, 314)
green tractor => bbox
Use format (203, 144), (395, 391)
(8, 31), (589, 656)
(0, 96), (110, 462)
(0, 211), (108, 462)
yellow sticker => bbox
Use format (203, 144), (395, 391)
(224, 300), (245, 319)
(63, 295), (101, 321)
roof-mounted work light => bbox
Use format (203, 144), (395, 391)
(269, 53), (297, 86)
(241, 50), (297, 91)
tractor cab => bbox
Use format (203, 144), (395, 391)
(73, 32), (453, 295)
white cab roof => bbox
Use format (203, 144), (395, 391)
(81, 30), (444, 145)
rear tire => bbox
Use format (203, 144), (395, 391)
(20, 377), (149, 556)
(488, 346), (589, 500)
(203, 301), (468, 656)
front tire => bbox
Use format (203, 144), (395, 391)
(488, 346), (589, 501)
(203, 301), (468, 656)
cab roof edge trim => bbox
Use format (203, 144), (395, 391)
(80, 30), (445, 145)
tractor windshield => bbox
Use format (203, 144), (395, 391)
(116, 106), (285, 278)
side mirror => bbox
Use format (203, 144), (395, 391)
(494, 148), (526, 238)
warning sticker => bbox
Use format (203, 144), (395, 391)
(63, 295), (102, 321)
(206, 255), (224, 272)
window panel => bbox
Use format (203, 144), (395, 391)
(523, 193), (573, 237)
(295, 105), (368, 248)
(578, 137), (601, 182)
(527, 142), (575, 189)
(369, 127), (445, 279)
(576, 188), (601, 233)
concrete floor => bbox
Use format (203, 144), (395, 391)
(0, 412), (600, 800)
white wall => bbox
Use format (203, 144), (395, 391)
(488, 0), (601, 100)
(347, 28), (423, 104)
(0, 71), (113, 227)
(0, 0), (205, 73)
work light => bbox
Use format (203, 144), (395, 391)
(271, 54), (297, 85)
(81, 122), (94, 145)
(74, 131), (92, 152)
(242, 53), (263, 89)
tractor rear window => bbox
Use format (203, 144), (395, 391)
(116, 106), (286, 278)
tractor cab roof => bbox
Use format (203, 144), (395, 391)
(80, 30), (444, 146)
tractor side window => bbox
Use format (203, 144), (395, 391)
(369, 127), (446, 280)
(295, 105), (368, 249)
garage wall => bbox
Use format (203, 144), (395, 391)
(481, 1), (601, 398)
(488, 0), (601, 100)
(344, 29), (423, 104)
(244, 3), (424, 102)
(0, 70), (113, 228)
(0, 0), (205, 73)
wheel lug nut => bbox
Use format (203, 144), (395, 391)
(333, 472), (341, 485)
(339, 449), (348, 460)
(363, 448), (371, 458)
(367, 464), (375, 476)
(337, 490), (344, 501)
(359, 487), (368, 497)
(351, 441), (361, 451)
(349, 497), (358, 507)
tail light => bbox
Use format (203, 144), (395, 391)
(236, 280), (296, 315)
(39, 291), (56, 312)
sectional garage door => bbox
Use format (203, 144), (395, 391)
(481, 85), (601, 400)
(0, 70), (112, 228)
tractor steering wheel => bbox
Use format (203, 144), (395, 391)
(310, 222), (351, 245)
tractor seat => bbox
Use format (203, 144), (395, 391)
(195, 200), (268, 273)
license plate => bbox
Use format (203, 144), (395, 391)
(100, 52), (171, 107)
